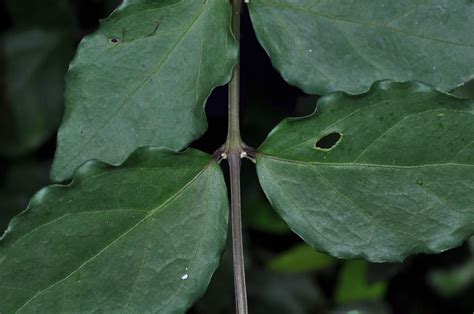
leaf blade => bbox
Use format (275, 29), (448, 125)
(256, 81), (474, 262)
(0, 148), (228, 313)
(335, 260), (387, 304)
(248, 0), (474, 94)
(51, 0), (238, 181)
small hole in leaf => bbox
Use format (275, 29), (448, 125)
(315, 132), (342, 150)
(110, 38), (120, 44)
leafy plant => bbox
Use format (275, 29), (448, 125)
(1, 0), (473, 313)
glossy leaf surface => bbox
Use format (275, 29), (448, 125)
(51, 0), (238, 181)
(0, 148), (228, 313)
(257, 81), (474, 262)
(248, 0), (474, 94)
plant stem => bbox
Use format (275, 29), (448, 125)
(226, 64), (242, 149)
(227, 1), (248, 314)
(228, 153), (247, 314)
(226, 0), (242, 149)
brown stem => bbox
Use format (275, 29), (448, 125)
(226, 1), (248, 314)
(228, 152), (247, 314)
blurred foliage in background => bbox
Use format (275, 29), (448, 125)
(1, 1), (473, 313)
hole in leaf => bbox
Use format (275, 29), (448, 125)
(315, 132), (342, 150)
(110, 38), (120, 44)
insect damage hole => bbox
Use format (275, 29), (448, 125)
(315, 132), (342, 150)
(109, 37), (120, 44)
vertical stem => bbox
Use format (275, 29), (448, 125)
(229, 154), (247, 314)
(227, 64), (242, 148)
(227, 0), (242, 148)
(227, 1), (248, 314)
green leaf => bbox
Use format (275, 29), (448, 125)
(427, 260), (474, 298)
(248, 0), (474, 94)
(268, 243), (336, 273)
(0, 148), (229, 313)
(256, 81), (474, 262)
(0, 29), (73, 157)
(427, 237), (474, 298)
(335, 260), (387, 304)
(51, 0), (238, 182)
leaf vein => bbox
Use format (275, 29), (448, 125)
(13, 163), (212, 313)
(256, 0), (474, 48)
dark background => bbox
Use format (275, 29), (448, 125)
(1, 1), (473, 313)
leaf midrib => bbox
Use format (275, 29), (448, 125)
(12, 162), (213, 313)
(258, 154), (474, 169)
(258, 155), (467, 261)
(273, 106), (473, 156)
(60, 0), (210, 174)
